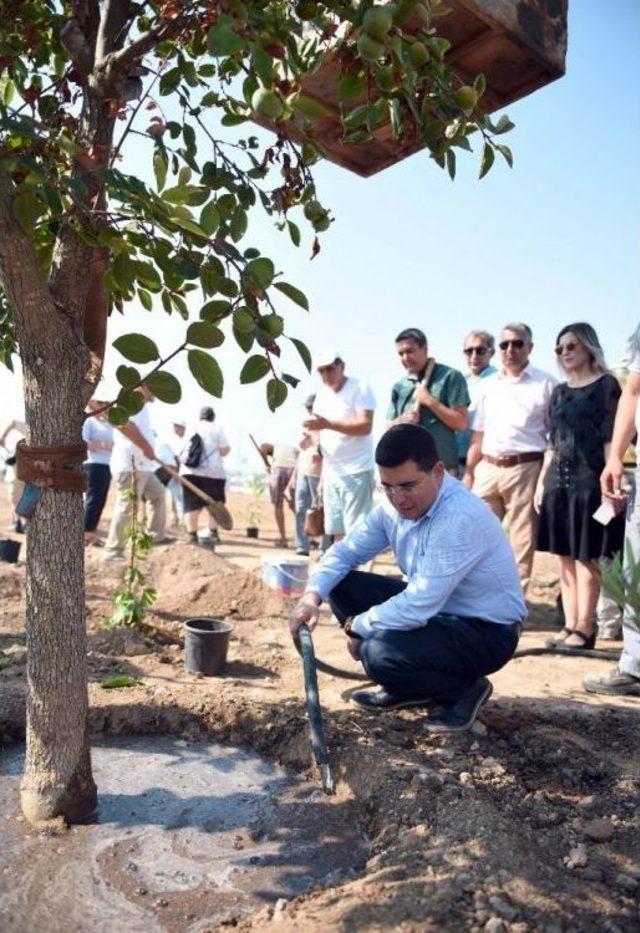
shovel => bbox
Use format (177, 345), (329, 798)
(155, 460), (234, 531)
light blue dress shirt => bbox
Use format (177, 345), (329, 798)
(308, 474), (526, 638)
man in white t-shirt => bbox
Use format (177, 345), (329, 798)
(463, 323), (557, 594)
(180, 406), (230, 546)
(104, 384), (170, 560)
(303, 349), (376, 539)
(584, 323), (640, 697)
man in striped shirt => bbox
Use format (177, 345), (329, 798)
(289, 424), (526, 732)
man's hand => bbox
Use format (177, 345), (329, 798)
(414, 385), (434, 408)
(346, 636), (361, 662)
(288, 594), (321, 637)
(303, 415), (330, 431)
(396, 411), (420, 425)
(533, 481), (544, 514)
(601, 454), (627, 509)
(462, 469), (474, 490)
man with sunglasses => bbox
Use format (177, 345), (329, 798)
(303, 349), (376, 540)
(289, 424), (525, 732)
(463, 323), (556, 594)
(456, 330), (497, 471)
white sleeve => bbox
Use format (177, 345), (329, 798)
(355, 381), (376, 411)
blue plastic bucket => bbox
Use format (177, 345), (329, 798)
(261, 556), (308, 597)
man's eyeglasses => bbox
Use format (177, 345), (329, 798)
(555, 341), (579, 355)
(499, 339), (525, 350)
(463, 346), (488, 357)
(378, 477), (427, 498)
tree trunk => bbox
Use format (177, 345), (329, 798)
(19, 301), (97, 824)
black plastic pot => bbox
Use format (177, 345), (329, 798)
(246, 526), (259, 539)
(184, 617), (232, 676)
(0, 539), (21, 564)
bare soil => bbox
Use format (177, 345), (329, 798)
(0, 490), (638, 932)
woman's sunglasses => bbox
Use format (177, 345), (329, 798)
(555, 341), (579, 355)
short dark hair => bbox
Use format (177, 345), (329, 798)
(375, 424), (439, 473)
(199, 406), (215, 421)
(395, 327), (427, 347)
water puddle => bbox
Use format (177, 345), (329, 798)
(0, 736), (366, 931)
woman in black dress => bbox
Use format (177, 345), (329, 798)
(535, 323), (624, 650)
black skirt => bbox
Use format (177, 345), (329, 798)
(182, 475), (226, 513)
(537, 463), (624, 561)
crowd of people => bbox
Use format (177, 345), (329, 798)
(1, 317), (638, 724)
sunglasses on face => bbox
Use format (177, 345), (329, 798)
(499, 339), (525, 350)
(463, 346), (488, 356)
(317, 363), (338, 374)
(555, 341), (579, 355)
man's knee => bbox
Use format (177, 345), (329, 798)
(360, 636), (405, 686)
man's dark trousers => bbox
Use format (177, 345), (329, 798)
(328, 571), (519, 707)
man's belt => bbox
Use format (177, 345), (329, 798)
(483, 451), (544, 468)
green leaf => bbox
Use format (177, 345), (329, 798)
(495, 143), (513, 168)
(153, 147), (168, 191)
(446, 148), (456, 181)
(138, 288), (153, 311)
(207, 15), (245, 56)
(240, 354), (271, 384)
(233, 325), (254, 353)
(170, 214), (208, 239)
(274, 281), (309, 310)
(188, 349), (223, 397)
(217, 277), (239, 298)
(287, 220), (300, 247)
(494, 115), (515, 135)
(479, 142), (495, 179)
(100, 675), (142, 689)
(291, 94), (331, 119)
(112, 253), (136, 291)
(145, 371), (182, 404)
(107, 405), (130, 426)
(200, 300), (231, 322)
(116, 365), (141, 389)
(117, 389), (145, 415)
(186, 322), (225, 348)
(266, 378), (288, 412)
(230, 206), (248, 242)
(12, 190), (42, 234)
(200, 201), (221, 235)
(339, 75), (365, 101)
(113, 333), (160, 364)
(245, 257), (275, 289)
(290, 337), (312, 373)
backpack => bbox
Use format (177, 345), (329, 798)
(183, 433), (204, 469)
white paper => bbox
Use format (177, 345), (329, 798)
(592, 501), (617, 526)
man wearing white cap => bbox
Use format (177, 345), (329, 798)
(303, 349), (376, 539)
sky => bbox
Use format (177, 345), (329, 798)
(1, 3), (639, 474)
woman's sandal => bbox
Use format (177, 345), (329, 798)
(546, 628), (596, 651)
(545, 627), (576, 648)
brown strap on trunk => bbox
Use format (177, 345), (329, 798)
(16, 440), (87, 492)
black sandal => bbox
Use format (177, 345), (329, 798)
(545, 627), (576, 648)
(558, 629), (596, 651)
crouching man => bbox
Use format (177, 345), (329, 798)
(289, 424), (526, 732)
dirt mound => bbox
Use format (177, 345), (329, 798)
(147, 545), (287, 622)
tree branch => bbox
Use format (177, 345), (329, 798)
(108, 8), (195, 73)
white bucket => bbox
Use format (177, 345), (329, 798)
(261, 556), (309, 597)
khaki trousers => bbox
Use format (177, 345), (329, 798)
(473, 458), (541, 594)
(105, 470), (166, 553)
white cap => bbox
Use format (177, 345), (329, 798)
(315, 347), (342, 368)
(171, 417), (186, 427)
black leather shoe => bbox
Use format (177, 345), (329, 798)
(350, 688), (432, 712)
(423, 678), (493, 733)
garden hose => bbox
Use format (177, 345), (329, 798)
(296, 625), (335, 795)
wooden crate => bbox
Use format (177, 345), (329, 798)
(251, 0), (568, 177)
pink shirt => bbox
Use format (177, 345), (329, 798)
(473, 364), (557, 456)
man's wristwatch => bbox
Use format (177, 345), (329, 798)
(343, 616), (362, 639)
